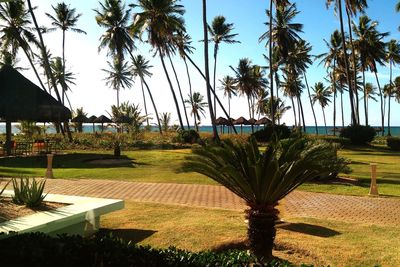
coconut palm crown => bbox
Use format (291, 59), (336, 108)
(184, 136), (348, 260)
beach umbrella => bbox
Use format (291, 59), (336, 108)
(71, 114), (89, 123)
(248, 118), (257, 133)
(94, 115), (112, 132)
(233, 117), (250, 134)
(215, 117), (229, 134)
(255, 117), (272, 126)
(87, 115), (97, 133)
(0, 65), (71, 155)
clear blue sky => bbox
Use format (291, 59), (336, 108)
(18, 0), (400, 126)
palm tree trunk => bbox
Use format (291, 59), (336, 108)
(322, 107), (328, 135)
(185, 50), (235, 135)
(374, 71), (385, 136)
(140, 79), (149, 127)
(299, 97), (306, 132)
(143, 79), (162, 134)
(202, 0), (219, 141)
(213, 44), (218, 117)
(269, 0), (275, 128)
(362, 70), (368, 125)
(183, 58), (196, 128)
(194, 113), (198, 132)
(341, 85), (345, 128)
(20, 42), (47, 92)
(247, 96), (252, 118)
(158, 48), (185, 130)
(297, 97), (301, 129)
(62, 29), (66, 105)
(333, 89), (337, 136)
(275, 74), (280, 125)
(246, 207), (278, 261)
(337, 0), (357, 126)
(346, 6), (359, 125)
(304, 74), (318, 135)
(116, 88), (120, 108)
(291, 97), (297, 127)
(388, 61), (393, 136)
(168, 54), (190, 129)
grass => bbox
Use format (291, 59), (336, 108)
(0, 145), (399, 197)
(101, 201), (400, 266)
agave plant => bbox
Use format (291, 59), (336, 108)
(183, 136), (348, 260)
(12, 177), (47, 208)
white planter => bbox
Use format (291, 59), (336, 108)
(0, 190), (124, 238)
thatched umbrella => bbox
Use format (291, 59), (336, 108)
(71, 114), (88, 133)
(255, 117), (272, 126)
(248, 118), (257, 133)
(94, 115), (112, 132)
(233, 117), (250, 134)
(87, 115), (97, 133)
(0, 65), (71, 155)
(215, 117), (229, 134)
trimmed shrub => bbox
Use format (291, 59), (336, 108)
(251, 124), (291, 142)
(176, 129), (200, 144)
(0, 233), (308, 267)
(387, 137), (400, 150)
(339, 125), (376, 146)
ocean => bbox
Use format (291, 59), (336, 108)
(1, 123), (399, 136)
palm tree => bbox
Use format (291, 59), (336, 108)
(386, 40), (400, 136)
(0, 1), (46, 91)
(317, 30), (343, 135)
(102, 58), (133, 108)
(185, 92), (208, 132)
(159, 112), (172, 132)
(46, 2), (86, 104)
(184, 136), (347, 260)
(131, 0), (187, 131)
(208, 15), (240, 116)
(50, 56), (76, 110)
(312, 82), (331, 135)
(264, 96), (290, 124)
(73, 107), (87, 133)
(326, 0), (357, 126)
(353, 15), (388, 134)
(219, 75), (237, 119)
(94, 0), (135, 64)
(131, 54), (162, 134)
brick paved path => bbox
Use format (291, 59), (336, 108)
(3, 178), (400, 226)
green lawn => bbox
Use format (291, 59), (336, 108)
(0, 145), (399, 197)
(101, 201), (400, 266)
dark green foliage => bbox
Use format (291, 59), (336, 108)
(176, 129), (200, 144)
(0, 233), (309, 267)
(11, 177), (47, 207)
(387, 137), (400, 150)
(340, 125), (376, 145)
(251, 124), (291, 142)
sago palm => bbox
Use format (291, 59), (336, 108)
(184, 136), (347, 260)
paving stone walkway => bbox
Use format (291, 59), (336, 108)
(3, 178), (400, 226)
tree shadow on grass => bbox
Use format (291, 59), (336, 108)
(211, 240), (249, 253)
(277, 223), (340, 238)
(97, 228), (157, 244)
(0, 168), (35, 175)
(0, 153), (137, 169)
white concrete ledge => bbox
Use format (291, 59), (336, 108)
(0, 190), (124, 238)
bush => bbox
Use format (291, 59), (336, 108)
(12, 178), (47, 208)
(339, 125), (376, 146)
(311, 135), (351, 147)
(0, 233), (309, 267)
(176, 129), (200, 144)
(387, 137), (400, 150)
(251, 124), (291, 142)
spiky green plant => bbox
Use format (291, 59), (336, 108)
(183, 136), (348, 260)
(12, 177), (47, 208)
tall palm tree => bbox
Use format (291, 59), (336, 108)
(185, 92), (208, 132)
(220, 75), (237, 119)
(312, 82), (331, 135)
(317, 30), (343, 135)
(264, 96), (290, 124)
(131, 0), (187, 131)
(0, 1), (46, 91)
(159, 112), (171, 132)
(353, 15), (388, 134)
(102, 58), (133, 107)
(46, 2), (86, 104)
(208, 15), (240, 116)
(50, 56), (76, 110)
(94, 0), (135, 64)
(131, 54), (162, 134)
(326, 0), (357, 126)
(386, 40), (400, 136)
(184, 136), (346, 260)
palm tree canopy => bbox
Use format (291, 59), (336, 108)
(208, 15), (240, 54)
(386, 39), (400, 67)
(50, 56), (76, 90)
(312, 82), (331, 108)
(326, 0), (368, 17)
(131, 0), (185, 55)
(131, 54), (152, 79)
(94, 0), (135, 62)
(45, 2), (86, 34)
(220, 75), (237, 99)
(184, 137), (348, 209)
(185, 91), (207, 121)
(316, 29), (342, 70)
(102, 58), (133, 91)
